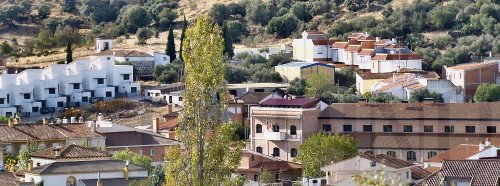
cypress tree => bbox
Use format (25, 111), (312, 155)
(66, 42), (73, 64)
(179, 16), (187, 62)
(166, 26), (176, 62)
(222, 22), (234, 59)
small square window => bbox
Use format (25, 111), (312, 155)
(163, 57), (167, 61)
(48, 88), (56, 94)
(383, 125), (392, 132)
(487, 126), (496, 134)
(363, 125), (372, 132)
(131, 87), (137, 93)
(57, 101), (64, 107)
(32, 107), (39, 112)
(343, 125), (352, 132)
(424, 125), (433, 132)
(24, 93), (31, 99)
(466, 126), (475, 133)
(444, 126), (454, 133)
(82, 97), (89, 102)
(106, 91), (112, 97)
(123, 74), (130, 80)
(106, 57), (111, 60)
(403, 125), (413, 133)
(97, 78), (105, 84)
(323, 124), (332, 132)
(150, 149), (155, 156)
(0, 98), (4, 104)
(178, 97), (183, 101)
(73, 84), (80, 89)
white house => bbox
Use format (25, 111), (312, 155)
(292, 31), (336, 62)
(144, 83), (185, 102)
(24, 160), (148, 186)
(320, 154), (429, 186)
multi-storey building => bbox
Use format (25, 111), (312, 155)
(249, 98), (324, 161)
(292, 31), (338, 62)
(443, 61), (500, 101)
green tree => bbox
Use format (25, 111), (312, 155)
(35, 29), (56, 53)
(61, 0), (77, 12)
(54, 25), (81, 46)
(295, 132), (358, 178)
(17, 144), (38, 171)
(306, 73), (335, 100)
(335, 67), (356, 87)
(153, 63), (182, 83)
(179, 16), (187, 62)
(118, 5), (151, 33)
(164, 16), (242, 185)
(369, 93), (402, 103)
(166, 26), (176, 62)
(474, 83), (500, 102)
(157, 8), (177, 31)
(409, 88), (444, 103)
(290, 2), (312, 21)
(136, 27), (153, 44)
(286, 77), (307, 96)
(245, 0), (273, 25)
(37, 3), (51, 19)
(222, 23), (234, 59)
(267, 15), (298, 38)
(429, 3), (458, 29)
(226, 20), (245, 42)
(260, 169), (272, 183)
(225, 64), (250, 83)
(0, 41), (13, 55)
(112, 148), (152, 170)
(80, 0), (126, 24)
(66, 42), (73, 64)
(209, 3), (230, 26)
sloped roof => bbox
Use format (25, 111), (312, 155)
(30, 144), (111, 159)
(260, 98), (320, 108)
(94, 50), (152, 57)
(359, 49), (375, 56)
(417, 160), (500, 186)
(372, 53), (422, 60)
(236, 92), (272, 104)
(0, 173), (19, 186)
(332, 42), (349, 49)
(80, 178), (147, 186)
(0, 123), (103, 142)
(28, 160), (145, 175)
(237, 150), (301, 173)
(103, 131), (179, 147)
(446, 61), (498, 71)
(312, 39), (336, 45)
(426, 144), (493, 163)
(360, 154), (431, 180)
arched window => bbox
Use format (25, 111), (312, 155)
(290, 125), (297, 135)
(272, 147), (280, 157)
(273, 124), (280, 132)
(256, 124), (262, 133)
(364, 151), (374, 155)
(407, 151), (416, 161)
(387, 151), (396, 157)
(256, 146), (263, 154)
(428, 151), (437, 159)
(290, 148), (298, 157)
(66, 176), (76, 186)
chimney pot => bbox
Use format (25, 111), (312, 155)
(167, 105), (173, 113)
(153, 118), (160, 134)
(54, 147), (61, 157)
(124, 161), (129, 181)
(28, 160), (33, 171)
(479, 141), (485, 151)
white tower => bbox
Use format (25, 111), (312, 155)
(96, 38), (114, 52)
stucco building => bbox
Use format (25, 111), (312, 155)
(443, 61), (500, 101)
(274, 62), (335, 82)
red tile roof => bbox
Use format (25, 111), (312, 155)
(417, 160), (500, 186)
(331, 42), (349, 49)
(30, 144), (111, 159)
(375, 39), (391, 45)
(0, 123), (103, 142)
(312, 39), (336, 45)
(260, 98), (320, 108)
(426, 144), (493, 163)
(0, 173), (19, 186)
(445, 61), (498, 71)
(360, 154), (431, 180)
(359, 49), (374, 56)
(372, 53), (422, 60)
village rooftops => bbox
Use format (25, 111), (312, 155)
(259, 98), (320, 108)
(0, 173), (19, 186)
(445, 61), (499, 71)
(97, 123), (180, 147)
(319, 102), (500, 120)
(426, 144), (494, 163)
(0, 123), (104, 142)
(417, 159), (500, 186)
(27, 160), (145, 175)
(236, 92), (273, 104)
(30, 144), (111, 160)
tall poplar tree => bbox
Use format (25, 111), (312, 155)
(164, 16), (242, 186)
(222, 22), (234, 59)
(166, 26), (176, 62)
(65, 42), (73, 64)
(179, 16), (187, 62)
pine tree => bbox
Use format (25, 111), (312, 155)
(66, 42), (73, 64)
(164, 16), (242, 186)
(222, 22), (234, 59)
(179, 16), (187, 62)
(166, 26), (176, 62)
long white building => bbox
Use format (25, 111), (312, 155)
(0, 52), (140, 117)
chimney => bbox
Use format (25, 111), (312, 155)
(97, 172), (102, 186)
(376, 37), (381, 42)
(70, 117), (76, 123)
(62, 117), (69, 124)
(124, 160), (129, 181)
(391, 38), (397, 43)
(7, 118), (14, 127)
(54, 147), (61, 158)
(485, 138), (491, 146)
(78, 116), (84, 123)
(97, 113), (104, 121)
(42, 118), (48, 125)
(90, 121), (96, 133)
(153, 117), (160, 134)
(167, 105), (173, 114)
(28, 160), (33, 171)
(479, 141), (485, 151)
(392, 73), (396, 82)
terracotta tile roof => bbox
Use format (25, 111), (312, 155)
(424, 166), (441, 174)
(426, 144), (493, 163)
(349, 33), (365, 38)
(375, 39), (391, 45)
(331, 42), (349, 48)
(445, 61), (498, 71)
(30, 144), (111, 159)
(158, 116), (179, 130)
(358, 36), (376, 41)
(345, 45), (362, 52)
(384, 44), (405, 49)
(356, 71), (395, 80)
(348, 132), (500, 150)
(102, 131), (179, 147)
(0, 173), (19, 186)
(417, 160), (500, 186)
(312, 39), (336, 45)
(237, 150), (301, 173)
(94, 50), (152, 57)
(0, 123), (103, 142)
(360, 154), (413, 169)
(359, 49), (375, 56)
(372, 53), (422, 60)
(28, 160), (146, 175)
(260, 98), (320, 108)
(236, 92), (272, 104)
(319, 103), (500, 120)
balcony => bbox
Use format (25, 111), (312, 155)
(264, 131), (286, 141)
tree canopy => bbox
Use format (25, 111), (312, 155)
(474, 83), (500, 102)
(409, 88), (444, 103)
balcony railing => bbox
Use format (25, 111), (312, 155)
(264, 131), (286, 141)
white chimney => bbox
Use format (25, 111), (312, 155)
(479, 141), (485, 151)
(97, 113), (104, 121)
(62, 118), (69, 124)
(485, 138), (491, 146)
(153, 118), (160, 134)
(391, 38), (397, 44)
(70, 117), (76, 123)
(376, 37), (381, 42)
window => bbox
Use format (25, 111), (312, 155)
(0, 98), (4, 104)
(123, 74), (130, 80)
(6, 112), (12, 117)
(73, 83), (80, 89)
(444, 126), (454, 133)
(38, 143), (46, 150)
(256, 146), (263, 153)
(290, 125), (297, 135)
(428, 151), (437, 159)
(272, 124), (280, 132)
(424, 125), (434, 132)
(254, 89), (264, 92)
(487, 126), (497, 133)
(6, 94), (9, 103)
(272, 147), (280, 157)
(178, 97), (183, 101)
(106, 57), (111, 60)
(48, 88), (56, 94)
(363, 125), (373, 132)
(343, 125), (352, 132)
(466, 126), (475, 133)
(131, 87), (137, 93)
(383, 125), (392, 132)
(32, 107), (39, 112)
(256, 124), (262, 133)
(82, 97), (88, 102)
(407, 151), (416, 161)
(150, 149), (155, 156)
(291, 148), (297, 157)
(57, 101), (64, 107)
(106, 91), (112, 97)
(387, 151), (396, 157)
(163, 57), (167, 61)
(254, 175), (258, 181)
(323, 124), (332, 132)
(97, 78), (105, 84)
(66, 176), (76, 186)
(364, 151), (373, 155)
(24, 93), (31, 99)
(403, 125), (413, 132)
(5, 145), (13, 153)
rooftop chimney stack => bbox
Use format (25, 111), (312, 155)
(62, 117), (69, 124)
(153, 118), (160, 134)
(376, 37), (381, 42)
(124, 160), (130, 181)
(97, 113), (104, 122)
(485, 138), (491, 146)
(167, 105), (173, 114)
(28, 160), (33, 171)
(70, 117), (76, 123)
(479, 141), (485, 151)
(54, 147), (61, 158)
